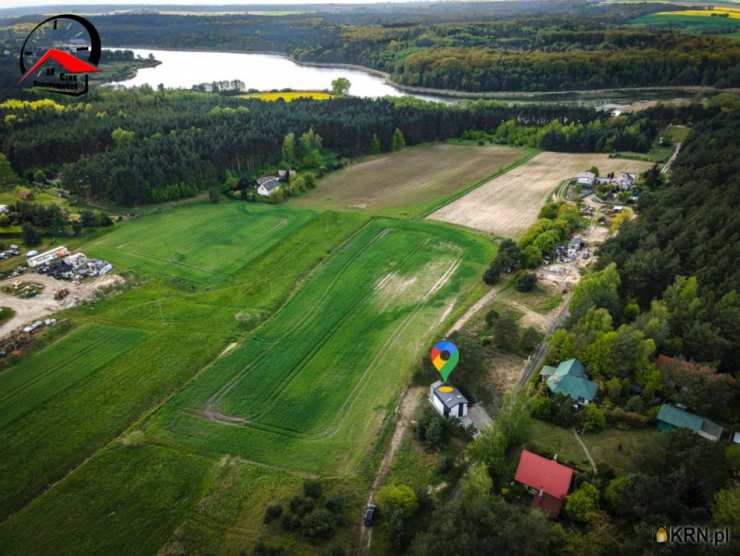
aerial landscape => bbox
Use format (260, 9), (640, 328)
(0, 1), (738, 555)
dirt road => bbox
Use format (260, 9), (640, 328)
(358, 386), (425, 555)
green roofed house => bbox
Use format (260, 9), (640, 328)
(656, 404), (723, 442)
(540, 358), (597, 406)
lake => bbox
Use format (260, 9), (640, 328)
(111, 48), (448, 102)
(110, 48), (694, 113)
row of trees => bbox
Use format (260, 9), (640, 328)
(1, 89), (605, 205)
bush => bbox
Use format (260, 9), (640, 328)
(580, 403), (606, 432)
(21, 223), (41, 247)
(624, 395), (645, 413)
(376, 484), (418, 518)
(301, 509), (336, 539)
(303, 479), (322, 499)
(254, 541), (286, 556)
(518, 326), (541, 353)
(264, 504), (283, 523)
(325, 495), (345, 515)
(289, 495), (314, 517)
(515, 272), (538, 292)
(565, 482), (600, 522)
(483, 264), (501, 285)
(280, 513), (300, 531)
(605, 407), (650, 428)
(416, 406), (449, 449)
(530, 395), (552, 420)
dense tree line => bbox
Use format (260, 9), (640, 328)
(0, 90), (604, 204)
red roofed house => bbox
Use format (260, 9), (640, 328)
(514, 449), (574, 518)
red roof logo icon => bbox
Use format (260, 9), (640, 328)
(19, 48), (99, 84)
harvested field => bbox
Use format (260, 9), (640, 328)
(292, 143), (526, 215)
(429, 152), (654, 237)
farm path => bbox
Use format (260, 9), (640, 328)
(358, 386), (425, 555)
(505, 298), (550, 333)
(572, 428), (598, 473)
(446, 285), (501, 335)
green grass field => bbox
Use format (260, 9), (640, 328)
(86, 203), (317, 284)
(0, 199), (494, 552)
(146, 217), (493, 474)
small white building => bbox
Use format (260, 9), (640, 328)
(0, 205), (8, 214)
(256, 176), (281, 197)
(27, 246), (69, 268)
(429, 380), (469, 419)
(575, 172), (596, 188)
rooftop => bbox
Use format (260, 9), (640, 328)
(515, 449), (573, 500)
(545, 358), (597, 402)
(431, 380), (468, 409)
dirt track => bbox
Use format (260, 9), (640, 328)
(429, 152), (653, 237)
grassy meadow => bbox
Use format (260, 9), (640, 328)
(0, 194), (495, 553)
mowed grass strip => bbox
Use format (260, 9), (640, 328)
(145, 218), (494, 474)
(86, 203), (316, 285)
(0, 324), (145, 429)
(0, 443), (213, 556)
(291, 143), (525, 216)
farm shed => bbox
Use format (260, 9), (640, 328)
(27, 246), (69, 269)
(540, 358), (597, 406)
(429, 380), (468, 419)
(514, 449), (574, 518)
(656, 404), (723, 442)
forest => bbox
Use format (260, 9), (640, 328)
(0, 91), (606, 205)
(0, 2), (730, 94)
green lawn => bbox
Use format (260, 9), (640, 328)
(526, 420), (663, 474)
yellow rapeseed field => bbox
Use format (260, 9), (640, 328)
(657, 8), (740, 19)
(241, 91), (333, 102)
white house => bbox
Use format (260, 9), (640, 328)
(27, 246), (69, 268)
(575, 172), (596, 188)
(429, 380), (468, 419)
(256, 176), (281, 197)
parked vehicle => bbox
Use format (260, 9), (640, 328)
(363, 503), (377, 527)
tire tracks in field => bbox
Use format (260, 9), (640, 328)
(200, 248), (463, 442)
(202, 225), (392, 418)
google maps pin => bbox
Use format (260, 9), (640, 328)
(430, 340), (459, 382)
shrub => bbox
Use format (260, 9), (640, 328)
(301, 509), (336, 539)
(519, 326), (541, 353)
(515, 272), (538, 292)
(376, 484), (418, 518)
(565, 482), (600, 522)
(254, 541), (286, 556)
(264, 504), (283, 523)
(303, 479), (322, 499)
(624, 395), (645, 413)
(325, 495), (345, 515)
(289, 495), (314, 517)
(580, 403), (606, 433)
(530, 395), (552, 420)
(416, 406), (449, 448)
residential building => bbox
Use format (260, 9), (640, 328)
(514, 449), (574, 518)
(540, 358), (597, 405)
(256, 176), (281, 197)
(429, 380), (468, 419)
(575, 172), (596, 188)
(656, 404), (723, 442)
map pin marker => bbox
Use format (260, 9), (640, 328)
(431, 340), (459, 382)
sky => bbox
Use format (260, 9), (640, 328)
(4, 0), (430, 8)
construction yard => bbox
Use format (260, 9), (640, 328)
(428, 152), (654, 237)
(292, 143), (528, 216)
